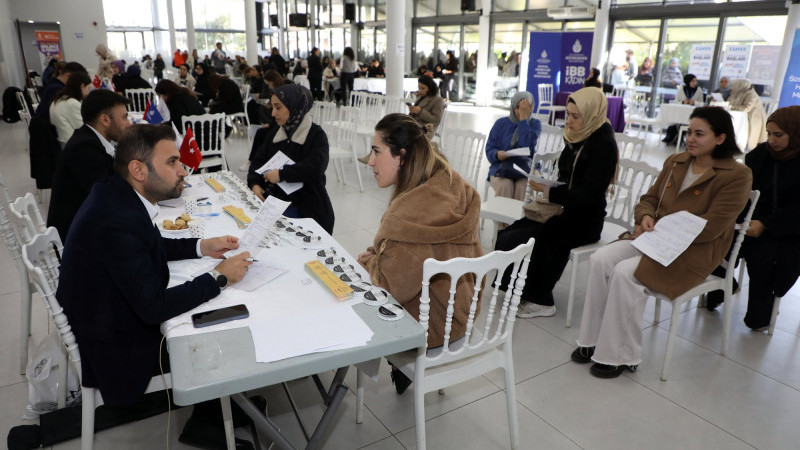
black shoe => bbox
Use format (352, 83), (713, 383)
(590, 363), (637, 379)
(390, 368), (412, 395)
(706, 277), (738, 311)
(571, 346), (595, 364)
(179, 416), (254, 450)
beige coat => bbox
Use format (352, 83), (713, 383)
(633, 152), (752, 299)
(731, 89), (768, 150)
(411, 95), (444, 139)
(360, 169), (483, 347)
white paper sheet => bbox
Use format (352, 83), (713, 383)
(254, 151), (304, 194)
(249, 305), (373, 363)
(505, 147), (531, 157)
(224, 196), (290, 258)
(232, 261), (288, 291)
(632, 210), (708, 266)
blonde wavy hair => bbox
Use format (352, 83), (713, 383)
(374, 113), (452, 201)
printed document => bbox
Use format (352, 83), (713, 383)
(632, 211), (707, 266)
(254, 150), (304, 194)
(505, 147), (531, 157)
(224, 196), (289, 258)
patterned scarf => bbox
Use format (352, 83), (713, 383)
(272, 84), (314, 139)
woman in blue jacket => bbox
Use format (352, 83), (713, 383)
(485, 91), (542, 202)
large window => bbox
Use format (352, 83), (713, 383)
(658, 17), (718, 90)
(718, 15), (787, 96)
(414, 26), (436, 70)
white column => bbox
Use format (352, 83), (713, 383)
(245, 0), (258, 65)
(385, 0), (405, 97)
(166, 0), (176, 54)
(310, 0), (317, 48)
(772, 3), (800, 100)
(185, 0), (196, 52)
(277, 0), (286, 55)
(474, 0), (492, 106)
(590, 0), (610, 72)
(404, 0), (414, 74)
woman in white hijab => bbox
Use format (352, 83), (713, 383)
(729, 78), (768, 150)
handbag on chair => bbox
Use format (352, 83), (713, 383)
(522, 143), (584, 223)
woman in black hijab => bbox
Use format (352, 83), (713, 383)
(246, 84), (335, 233)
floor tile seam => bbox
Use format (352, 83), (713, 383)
(356, 434), (407, 450)
(513, 360), (573, 386)
(0, 379), (27, 390)
(625, 372), (760, 450)
(513, 396), (589, 450)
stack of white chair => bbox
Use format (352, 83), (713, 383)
(16, 91), (32, 128)
(615, 133), (645, 161)
(183, 113), (228, 171)
(624, 93), (660, 138)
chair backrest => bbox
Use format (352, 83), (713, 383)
(359, 93), (386, 126)
(383, 96), (406, 115)
(183, 113), (226, 160)
(21, 228), (81, 379)
(434, 104), (448, 140)
(724, 191), (760, 277)
(419, 238), (535, 356)
(614, 133), (645, 161)
(125, 88), (155, 113)
(27, 88), (40, 108)
(537, 83), (554, 108)
(524, 151), (562, 203)
(16, 91), (30, 116)
(310, 101), (324, 123)
(240, 84), (251, 103)
(0, 174), (23, 265)
(537, 124), (565, 154)
(326, 107), (358, 150)
(9, 193), (46, 243)
(317, 101), (338, 126)
(140, 68), (155, 86)
(605, 159), (660, 230)
(350, 90), (368, 108)
(440, 128), (486, 189)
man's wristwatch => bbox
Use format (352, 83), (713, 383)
(209, 269), (228, 290)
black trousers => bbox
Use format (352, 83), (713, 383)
(495, 217), (597, 306)
(309, 77), (323, 100)
(340, 72), (355, 104)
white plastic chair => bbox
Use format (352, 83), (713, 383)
(383, 96), (406, 115)
(648, 190), (760, 380)
(479, 151), (561, 247)
(228, 84), (251, 134)
(614, 133), (645, 161)
(536, 123), (565, 155)
(432, 104), (448, 144)
(183, 113), (228, 171)
(0, 178), (33, 375)
(356, 238), (535, 450)
(439, 129), (487, 190)
(125, 88), (156, 113)
(22, 227), (236, 450)
(624, 93), (660, 138)
(140, 68), (155, 86)
(564, 159), (660, 327)
(326, 106), (364, 192)
(536, 83), (565, 126)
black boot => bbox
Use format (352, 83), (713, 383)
(390, 368), (413, 395)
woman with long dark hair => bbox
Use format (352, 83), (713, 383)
(340, 47), (357, 104)
(408, 75), (444, 138)
(50, 71), (92, 145)
(572, 106), (751, 378)
(154, 79), (205, 133)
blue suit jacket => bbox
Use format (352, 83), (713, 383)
(57, 174), (220, 406)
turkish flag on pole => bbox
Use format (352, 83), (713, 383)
(92, 75), (102, 88)
(179, 126), (202, 171)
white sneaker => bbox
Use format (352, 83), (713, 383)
(516, 302), (556, 318)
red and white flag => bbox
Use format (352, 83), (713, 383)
(92, 75), (102, 88)
(179, 125), (202, 171)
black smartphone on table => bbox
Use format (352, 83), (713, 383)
(192, 304), (250, 328)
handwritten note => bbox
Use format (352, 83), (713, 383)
(632, 211), (707, 266)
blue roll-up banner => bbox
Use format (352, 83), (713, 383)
(527, 31), (593, 109)
(560, 32), (594, 94)
(779, 29), (800, 108)
(527, 32), (561, 109)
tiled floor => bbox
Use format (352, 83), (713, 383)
(2, 105), (800, 449)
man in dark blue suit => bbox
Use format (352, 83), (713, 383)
(56, 124), (252, 447)
(47, 89), (131, 241)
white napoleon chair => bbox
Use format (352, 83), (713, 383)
(22, 227), (236, 450)
(439, 128), (487, 191)
(125, 88), (156, 114)
(614, 133), (645, 161)
(648, 190), (760, 380)
(563, 159), (660, 328)
(383, 96), (407, 115)
(228, 84), (251, 134)
(183, 113), (228, 171)
(432, 103), (448, 144)
(311, 101), (338, 128)
(326, 106), (364, 192)
(536, 83), (566, 127)
(356, 238), (535, 450)
(16, 91), (32, 127)
(479, 151), (561, 247)
(537, 123), (566, 154)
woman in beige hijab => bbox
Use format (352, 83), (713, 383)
(95, 43), (114, 79)
(729, 78), (768, 150)
(495, 87), (619, 319)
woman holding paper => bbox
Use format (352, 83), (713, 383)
(572, 106), (751, 378)
(357, 113), (482, 393)
(246, 84), (334, 234)
(494, 87), (618, 319)
(485, 91), (542, 202)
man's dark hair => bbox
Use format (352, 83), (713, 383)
(113, 124), (176, 178)
(80, 89), (130, 125)
(64, 62), (88, 75)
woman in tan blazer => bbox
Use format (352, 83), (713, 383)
(572, 106), (752, 379)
